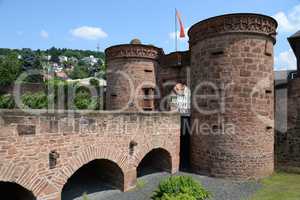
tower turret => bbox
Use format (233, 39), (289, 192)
(188, 13), (277, 179)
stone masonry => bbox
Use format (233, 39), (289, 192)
(189, 13), (277, 179)
(0, 110), (180, 200)
(0, 12), (282, 200)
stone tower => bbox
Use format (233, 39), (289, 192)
(188, 13), (277, 179)
(105, 40), (162, 111)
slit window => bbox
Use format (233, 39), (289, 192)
(211, 51), (224, 56)
(210, 49), (224, 56)
(265, 90), (272, 94)
(142, 87), (154, 111)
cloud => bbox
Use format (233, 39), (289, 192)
(169, 27), (189, 42)
(40, 30), (49, 39)
(273, 4), (300, 33)
(70, 26), (108, 40)
(275, 49), (297, 70)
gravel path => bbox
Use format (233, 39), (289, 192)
(64, 172), (261, 200)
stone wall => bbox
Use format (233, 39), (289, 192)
(105, 44), (162, 111)
(276, 78), (300, 168)
(0, 110), (180, 200)
(189, 13), (277, 179)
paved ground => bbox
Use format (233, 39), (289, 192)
(63, 172), (261, 200)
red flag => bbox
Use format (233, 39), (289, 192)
(176, 9), (185, 38)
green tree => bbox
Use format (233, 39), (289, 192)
(21, 48), (43, 82)
(69, 63), (90, 79)
(47, 47), (60, 63)
(63, 50), (81, 59)
(0, 53), (22, 86)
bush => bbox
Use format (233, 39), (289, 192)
(21, 92), (48, 109)
(162, 193), (196, 200)
(152, 176), (211, 200)
(74, 89), (97, 110)
(89, 78), (99, 87)
(0, 94), (15, 109)
(45, 79), (76, 109)
(0, 53), (22, 86)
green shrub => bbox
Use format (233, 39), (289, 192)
(152, 176), (211, 200)
(45, 79), (76, 109)
(74, 89), (97, 110)
(21, 92), (48, 109)
(89, 78), (99, 87)
(0, 94), (15, 109)
(82, 193), (89, 200)
(162, 193), (196, 200)
(0, 53), (22, 86)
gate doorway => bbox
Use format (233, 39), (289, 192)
(180, 116), (190, 171)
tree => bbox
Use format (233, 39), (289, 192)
(21, 48), (43, 82)
(68, 63), (90, 79)
(62, 50), (81, 59)
(47, 47), (60, 63)
(0, 53), (22, 86)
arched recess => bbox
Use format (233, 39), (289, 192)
(0, 163), (46, 198)
(55, 146), (129, 191)
(0, 181), (36, 200)
(137, 148), (172, 177)
(61, 159), (124, 200)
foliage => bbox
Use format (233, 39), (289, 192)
(68, 64), (90, 79)
(0, 47), (106, 84)
(0, 94), (15, 109)
(21, 48), (43, 82)
(161, 193), (196, 200)
(45, 79), (74, 109)
(21, 92), (48, 109)
(89, 78), (99, 87)
(0, 52), (22, 86)
(74, 87), (98, 110)
(44, 79), (102, 110)
(251, 172), (300, 200)
(44, 47), (105, 61)
(152, 176), (211, 200)
(136, 180), (146, 189)
(82, 193), (89, 200)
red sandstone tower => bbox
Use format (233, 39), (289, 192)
(105, 39), (162, 111)
(188, 13), (277, 179)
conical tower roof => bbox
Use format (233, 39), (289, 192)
(288, 30), (300, 56)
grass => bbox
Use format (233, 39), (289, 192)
(82, 192), (89, 200)
(136, 179), (146, 189)
(128, 179), (147, 192)
(250, 172), (300, 200)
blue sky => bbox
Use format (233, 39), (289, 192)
(0, 0), (300, 70)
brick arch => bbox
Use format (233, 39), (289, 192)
(55, 146), (129, 191)
(0, 162), (49, 198)
(132, 143), (176, 172)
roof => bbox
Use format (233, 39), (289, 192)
(288, 30), (300, 55)
(289, 30), (300, 39)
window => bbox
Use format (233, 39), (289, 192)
(143, 88), (154, 111)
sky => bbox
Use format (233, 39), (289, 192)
(0, 0), (300, 70)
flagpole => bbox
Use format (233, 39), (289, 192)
(175, 8), (178, 52)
